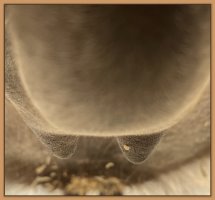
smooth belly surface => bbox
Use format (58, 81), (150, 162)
(5, 5), (211, 195)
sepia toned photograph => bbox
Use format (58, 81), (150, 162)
(4, 4), (211, 195)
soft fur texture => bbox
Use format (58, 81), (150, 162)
(5, 5), (211, 195)
(5, 87), (210, 194)
(6, 5), (210, 136)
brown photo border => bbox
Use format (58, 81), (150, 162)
(0, 0), (213, 199)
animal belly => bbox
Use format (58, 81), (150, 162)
(5, 5), (211, 195)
